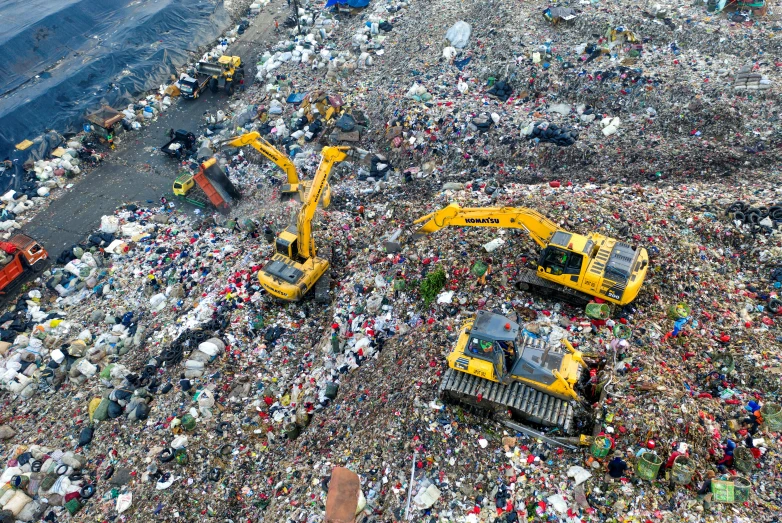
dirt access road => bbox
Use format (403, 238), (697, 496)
(21, 0), (291, 255)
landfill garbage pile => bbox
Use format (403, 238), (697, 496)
(0, 169), (781, 523)
(0, 0), (781, 522)
(217, 0), (781, 191)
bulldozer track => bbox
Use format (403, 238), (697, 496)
(439, 367), (576, 433)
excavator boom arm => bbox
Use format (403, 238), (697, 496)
(224, 132), (298, 184)
(297, 146), (350, 257)
(413, 203), (560, 247)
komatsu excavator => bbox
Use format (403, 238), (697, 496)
(440, 310), (588, 433)
(258, 146), (350, 302)
(412, 203), (648, 306)
(220, 132), (332, 207)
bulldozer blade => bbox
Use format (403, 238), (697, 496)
(502, 420), (579, 450)
(280, 190), (302, 203)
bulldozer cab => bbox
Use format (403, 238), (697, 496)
(462, 311), (522, 382)
(453, 311), (582, 393)
(464, 312), (560, 385)
(466, 336), (509, 383)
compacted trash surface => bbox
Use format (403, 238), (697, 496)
(0, 0), (780, 522)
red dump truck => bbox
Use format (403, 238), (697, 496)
(0, 235), (48, 294)
(172, 158), (241, 214)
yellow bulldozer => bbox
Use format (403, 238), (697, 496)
(258, 146), (351, 302)
(412, 203), (649, 305)
(219, 132), (331, 207)
(441, 310), (588, 433)
(197, 56), (243, 95)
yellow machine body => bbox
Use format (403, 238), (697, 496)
(413, 204), (649, 305)
(448, 313), (584, 400)
(258, 146), (350, 301)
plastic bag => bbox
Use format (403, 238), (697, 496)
(445, 21), (471, 49)
(471, 261), (488, 277)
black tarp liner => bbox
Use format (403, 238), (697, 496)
(0, 0), (231, 161)
(0, 132), (65, 197)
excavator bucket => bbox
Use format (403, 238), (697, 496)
(280, 189), (302, 203)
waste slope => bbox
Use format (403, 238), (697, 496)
(0, 0), (231, 158)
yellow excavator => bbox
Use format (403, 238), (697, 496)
(412, 203), (649, 305)
(258, 146), (350, 302)
(441, 310), (587, 433)
(220, 132), (332, 207)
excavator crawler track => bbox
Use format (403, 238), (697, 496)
(439, 368), (576, 433)
(516, 268), (593, 307)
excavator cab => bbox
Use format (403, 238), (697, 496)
(538, 245), (583, 277)
(274, 227), (300, 260)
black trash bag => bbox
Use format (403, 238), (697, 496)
(335, 114), (357, 132)
(305, 119), (323, 142)
(527, 121), (578, 147)
(107, 401), (124, 419)
(110, 388), (133, 406)
(293, 117), (307, 131)
(57, 248), (77, 265)
(264, 325), (284, 342)
(16, 452), (31, 466)
(472, 114), (493, 132)
(487, 80), (513, 102)
(379, 21), (393, 32)
(78, 426), (94, 446)
(369, 154), (392, 177)
(131, 403), (150, 420)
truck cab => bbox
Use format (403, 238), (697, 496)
(8, 235), (47, 268)
(0, 235), (48, 293)
(173, 172), (195, 196)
